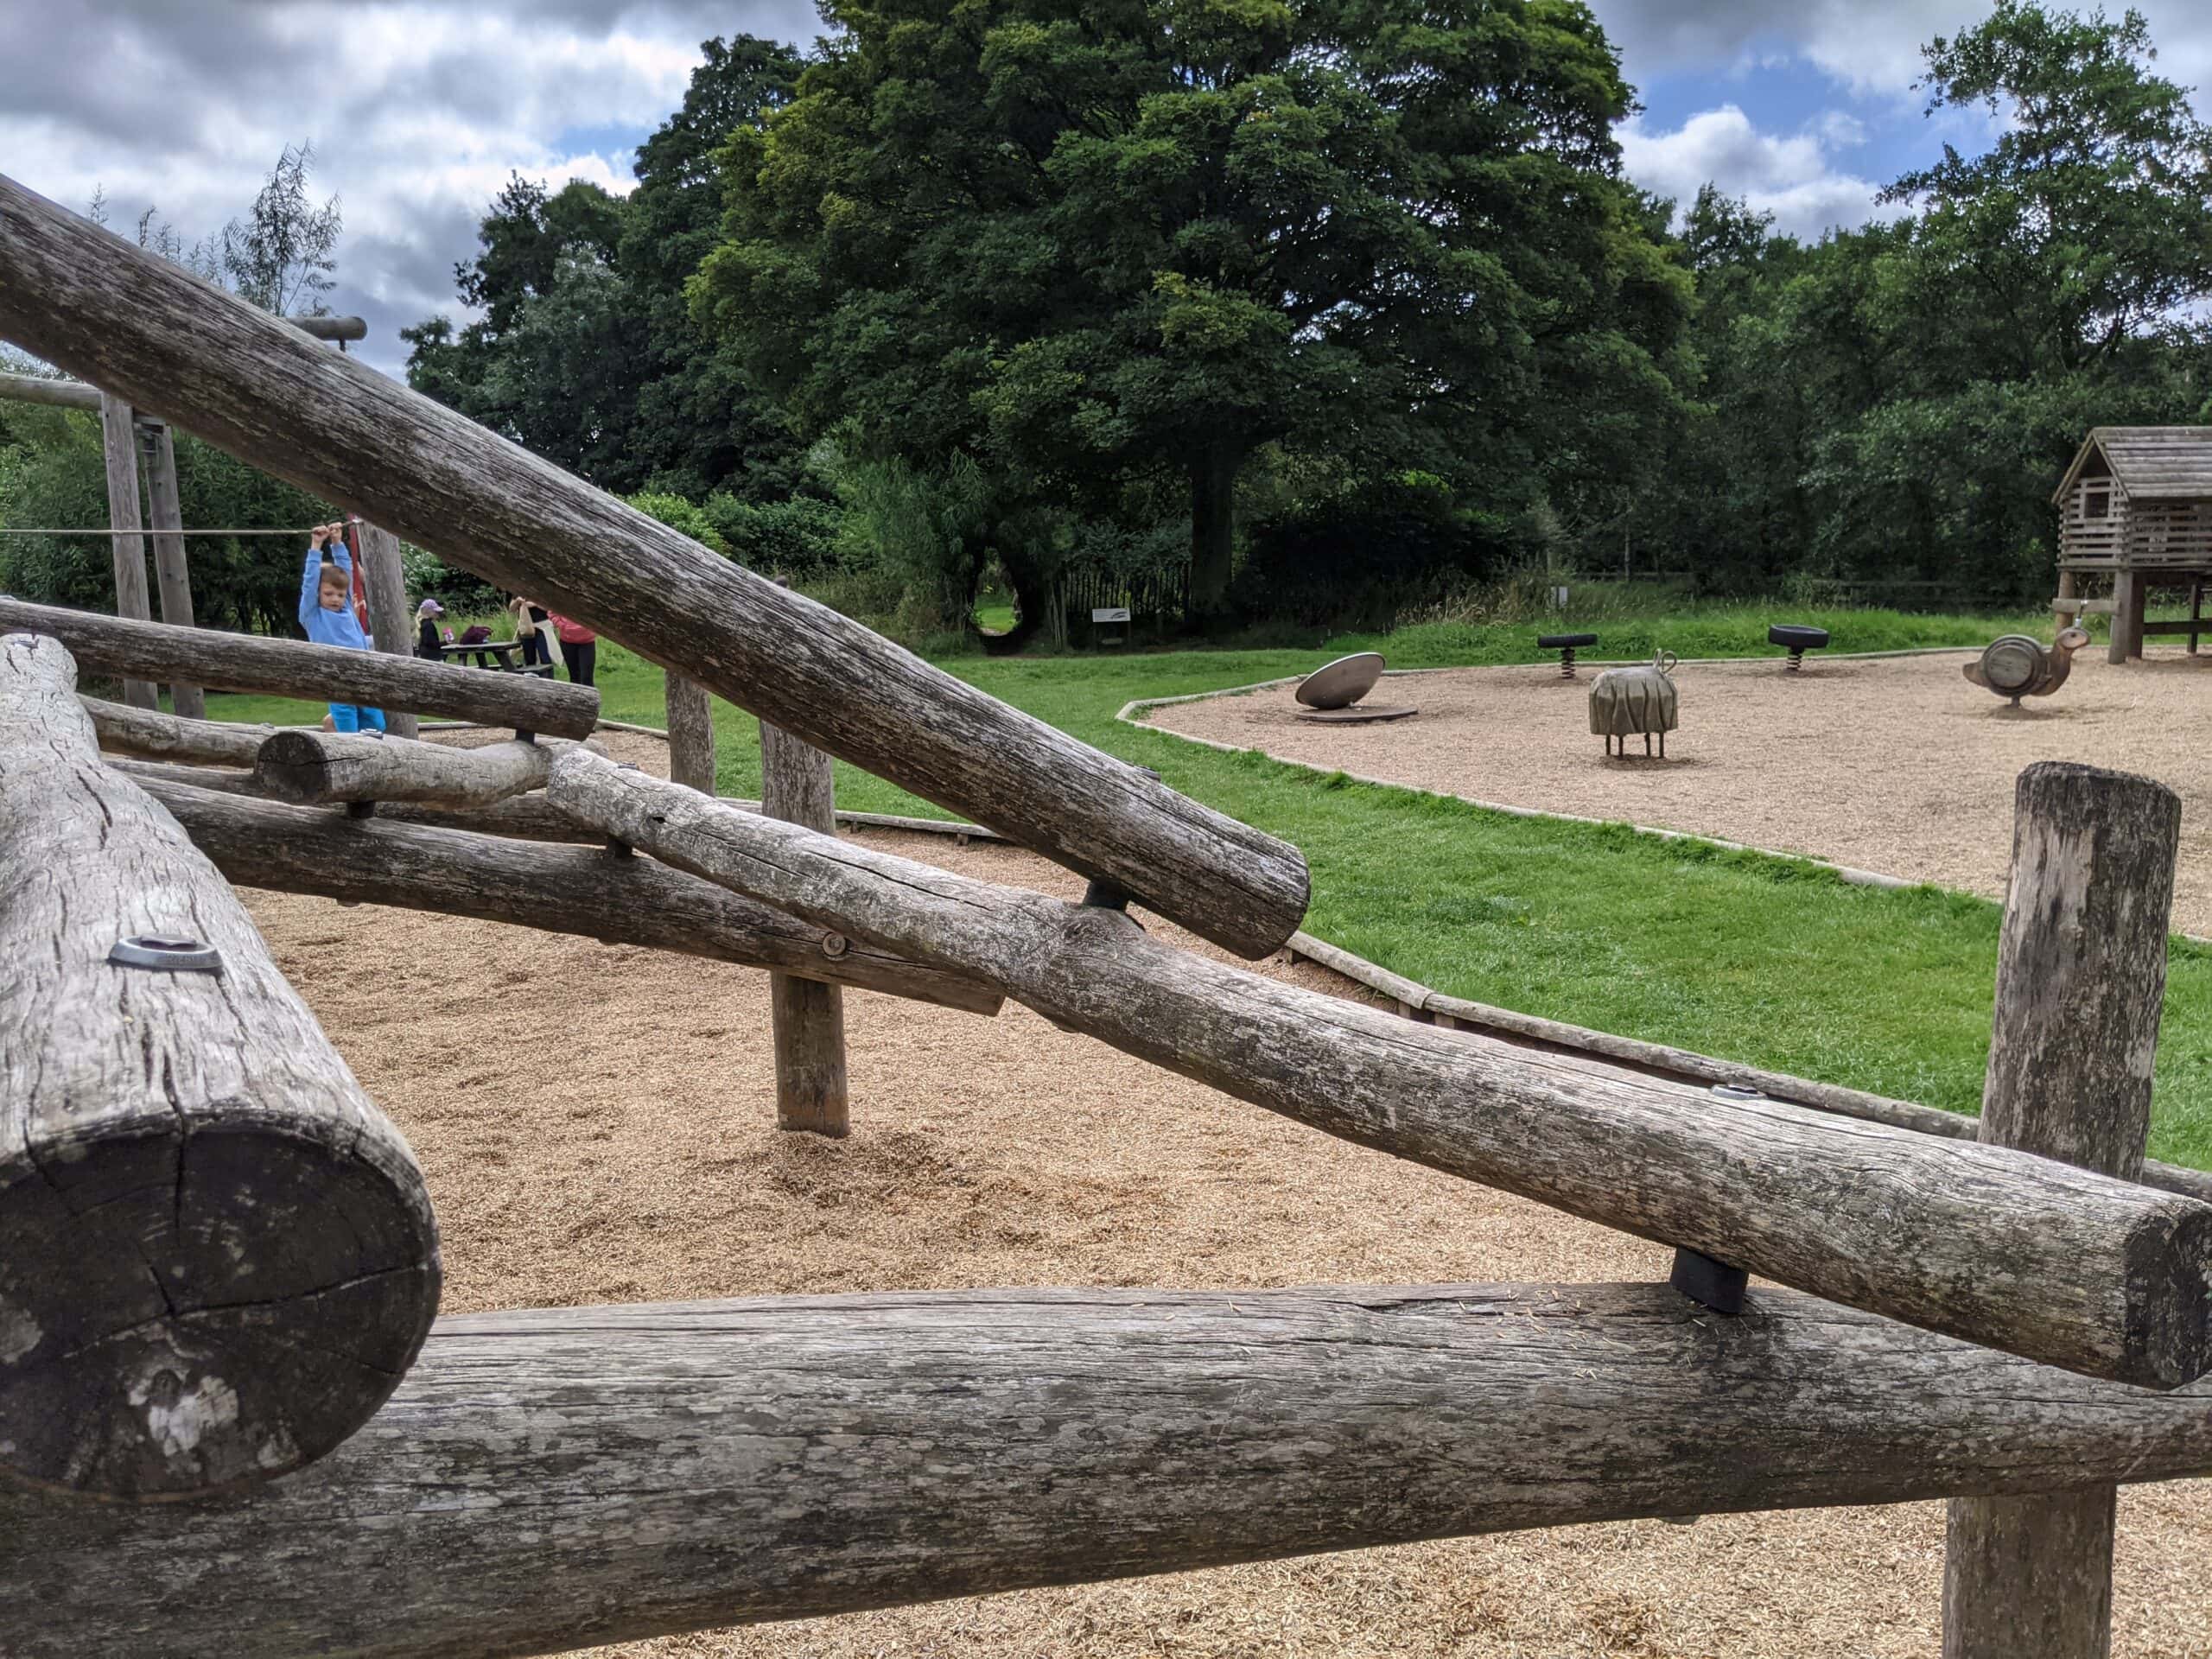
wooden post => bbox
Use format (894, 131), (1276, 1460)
(2107, 569), (2140, 663)
(94, 391), (157, 709)
(761, 712), (849, 1136)
(1942, 761), (2182, 1659)
(0, 634), (441, 1500)
(355, 524), (416, 739)
(665, 671), (715, 791)
(135, 418), (203, 717)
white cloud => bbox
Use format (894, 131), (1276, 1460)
(1618, 105), (1893, 240)
(1589, 0), (2212, 107)
(0, 1), (822, 374)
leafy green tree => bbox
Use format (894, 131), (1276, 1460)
(696, 0), (1688, 623)
(405, 39), (805, 499)
(403, 176), (645, 483)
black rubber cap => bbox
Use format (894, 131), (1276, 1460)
(1769, 625), (1830, 650)
(1538, 632), (1599, 649)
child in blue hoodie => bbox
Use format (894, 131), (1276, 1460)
(300, 523), (385, 733)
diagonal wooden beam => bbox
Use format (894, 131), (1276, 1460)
(0, 171), (1308, 959)
(545, 750), (2212, 1389)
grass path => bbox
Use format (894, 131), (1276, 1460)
(200, 602), (2212, 1170)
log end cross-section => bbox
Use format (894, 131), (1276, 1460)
(0, 633), (441, 1501)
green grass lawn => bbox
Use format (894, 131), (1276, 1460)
(201, 600), (2212, 1172)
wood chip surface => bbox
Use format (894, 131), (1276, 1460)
(232, 724), (2211, 1658)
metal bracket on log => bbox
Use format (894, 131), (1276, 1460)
(1670, 1249), (1750, 1315)
(108, 934), (224, 975)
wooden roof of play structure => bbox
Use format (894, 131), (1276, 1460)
(5, 167), (2212, 1658)
(2054, 426), (2212, 502)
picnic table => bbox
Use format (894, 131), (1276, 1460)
(436, 640), (556, 677)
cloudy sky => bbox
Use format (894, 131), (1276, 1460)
(6, 2), (2210, 378)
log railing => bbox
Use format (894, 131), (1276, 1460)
(1, 1282), (2208, 1659)
(0, 635), (441, 1501)
(0, 170), (1306, 960)
(140, 778), (1001, 1015)
(0, 595), (599, 737)
(548, 751), (2212, 1389)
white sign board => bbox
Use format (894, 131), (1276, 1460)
(1092, 607), (1131, 624)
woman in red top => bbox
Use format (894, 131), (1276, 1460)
(548, 612), (598, 688)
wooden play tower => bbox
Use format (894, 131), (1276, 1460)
(2051, 425), (2212, 661)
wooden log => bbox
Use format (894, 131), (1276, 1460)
(84, 693), (273, 765)
(0, 594), (600, 736)
(2108, 569), (2139, 664)
(289, 315), (365, 344)
(1294, 934), (2212, 1206)
(762, 714), (849, 1136)
(548, 753), (2212, 1389)
(253, 728), (570, 809)
(95, 391), (158, 709)
(136, 418), (203, 718)
(355, 523), (417, 739)
(0, 634), (440, 1500)
(0, 173), (1307, 959)
(664, 671), (715, 791)
(0, 366), (99, 410)
(138, 777), (1002, 1015)
(110, 755), (604, 843)
(3, 1282), (2211, 1659)
(1419, 987), (2212, 1208)
(1943, 763), (2182, 1659)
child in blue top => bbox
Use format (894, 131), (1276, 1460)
(299, 523), (386, 733)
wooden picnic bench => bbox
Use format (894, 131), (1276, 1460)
(436, 640), (555, 677)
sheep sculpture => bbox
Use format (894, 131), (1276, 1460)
(1589, 650), (1679, 758)
(1963, 627), (2090, 708)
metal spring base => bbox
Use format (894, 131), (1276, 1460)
(1558, 648), (1577, 679)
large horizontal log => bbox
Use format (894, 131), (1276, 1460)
(0, 635), (440, 1500)
(254, 728), (567, 808)
(83, 692), (274, 764)
(0, 595), (600, 738)
(3, 1281), (2209, 1659)
(0, 172), (1306, 959)
(0, 366), (99, 410)
(549, 753), (2212, 1389)
(139, 777), (1002, 1015)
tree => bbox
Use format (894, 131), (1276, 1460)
(696, 0), (1688, 624)
(405, 39), (805, 499)
(220, 143), (342, 316)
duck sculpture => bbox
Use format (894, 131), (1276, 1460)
(1963, 627), (2090, 707)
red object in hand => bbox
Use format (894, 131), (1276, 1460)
(340, 522), (370, 634)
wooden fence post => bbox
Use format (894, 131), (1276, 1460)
(95, 391), (157, 709)
(665, 671), (715, 791)
(760, 712), (849, 1136)
(135, 417), (202, 718)
(1942, 760), (2182, 1658)
(355, 523), (416, 739)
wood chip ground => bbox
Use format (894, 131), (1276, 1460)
(236, 725), (2211, 1658)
